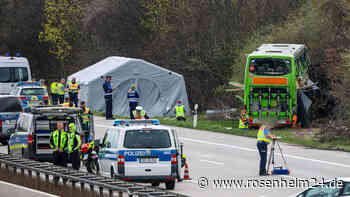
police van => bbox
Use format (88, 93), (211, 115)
(0, 55), (32, 95)
(8, 106), (84, 161)
(98, 119), (184, 190)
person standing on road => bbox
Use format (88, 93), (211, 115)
(80, 101), (91, 142)
(257, 124), (274, 176)
(103, 76), (115, 120)
(175, 100), (186, 121)
(49, 121), (68, 167)
(57, 78), (66, 104)
(127, 84), (139, 119)
(50, 79), (58, 105)
(67, 77), (80, 107)
(68, 123), (81, 170)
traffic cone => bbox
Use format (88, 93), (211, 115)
(184, 162), (191, 180)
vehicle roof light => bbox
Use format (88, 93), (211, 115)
(113, 119), (161, 126)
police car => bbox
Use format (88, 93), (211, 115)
(0, 95), (22, 145)
(8, 106), (83, 161)
(10, 81), (49, 109)
(98, 119), (184, 190)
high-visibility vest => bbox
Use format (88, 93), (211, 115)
(133, 110), (145, 119)
(81, 107), (90, 123)
(175, 105), (185, 118)
(257, 127), (271, 143)
(68, 132), (81, 153)
(50, 129), (68, 150)
(51, 82), (57, 94)
(239, 119), (248, 129)
(56, 83), (65, 95)
(68, 81), (79, 93)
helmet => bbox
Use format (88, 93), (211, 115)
(136, 106), (143, 111)
(177, 100), (182, 104)
(80, 143), (89, 153)
(68, 123), (76, 132)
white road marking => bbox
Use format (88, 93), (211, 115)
(184, 179), (198, 184)
(200, 159), (224, 166)
(96, 124), (350, 169)
(183, 137), (350, 169)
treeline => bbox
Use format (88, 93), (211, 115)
(0, 0), (303, 109)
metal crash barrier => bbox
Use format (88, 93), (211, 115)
(0, 153), (189, 197)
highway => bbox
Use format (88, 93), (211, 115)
(1, 116), (350, 197)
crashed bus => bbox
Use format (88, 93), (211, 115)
(243, 44), (313, 127)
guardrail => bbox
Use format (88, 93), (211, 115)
(0, 153), (189, 197)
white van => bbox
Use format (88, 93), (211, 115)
(0, 56), (32, 95)
(98, 119), (185, 190)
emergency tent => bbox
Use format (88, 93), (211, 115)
(68, 56), (190, 117)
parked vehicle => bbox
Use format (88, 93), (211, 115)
(8, 106), (83, 161)
(98, 119), (184, 190)
(10, 81), (49, 109)
(289, 177), (350, 197)
(0, 95), (23, 145)
(0, 56), (32, 95)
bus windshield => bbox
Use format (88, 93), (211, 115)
(249, 58), (291, 76)
(0, 67), (29, 82)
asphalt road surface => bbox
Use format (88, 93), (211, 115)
(2, 116), (350, 197)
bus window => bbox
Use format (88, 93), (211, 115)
(250, 58), (291, 76)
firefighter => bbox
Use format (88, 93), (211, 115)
(68, 123), (81, 170)
(49, 121), (68, 167)
(175, 100), (186, 121)
(239, 109), (248, 129)
(67, 77), (80, 107)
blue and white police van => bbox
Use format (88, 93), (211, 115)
(98, 119), (184, 190)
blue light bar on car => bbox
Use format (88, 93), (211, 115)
(113, 119), (160, 126)
(17, 81), (41, 87)
(151, 119), (160, 125)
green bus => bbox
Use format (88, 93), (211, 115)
(243, 44), (311, 127)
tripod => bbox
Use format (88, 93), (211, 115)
(267, 137), (290, 175)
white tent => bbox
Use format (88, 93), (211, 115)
(68, 56), (190, 117)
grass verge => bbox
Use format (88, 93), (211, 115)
(157, 116), (350, 152)
(93, 112), (350, 152)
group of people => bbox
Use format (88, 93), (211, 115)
(49, 121), (81, 170)
(102, 75), (186, 121)
(50, 77), (80, 107)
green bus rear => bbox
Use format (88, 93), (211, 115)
(243, 44), (310, 127)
